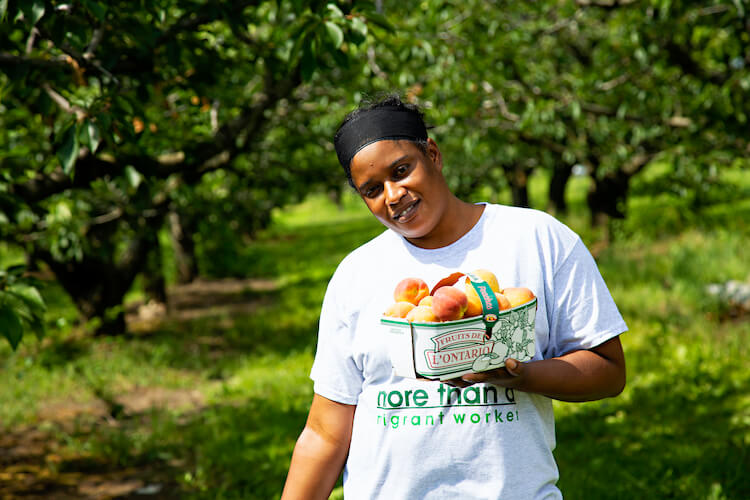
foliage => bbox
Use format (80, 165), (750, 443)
(0, 264), (46, 350)
(2, 0), (749, 332)
(356, 0), (749, 222)
(0, 0), (386, 332)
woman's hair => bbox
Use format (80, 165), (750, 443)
(335, 93), (429, 188)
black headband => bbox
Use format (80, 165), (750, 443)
(334, 107), (428, 168)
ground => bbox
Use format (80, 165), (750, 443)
(0, 278), (274, 500)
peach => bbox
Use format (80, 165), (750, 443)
(432, 287), (468, 322)
(501, 287), (536, 308)
(383, 301), (416, 318)
(405, 305), (438, 323)
(468, 269), (500, 292)
(462, 275), (498, 317)
(495, 292), (512, 311)
(394, 277), (430, 305)
(463, 288), (485, 318)
(418, 295), (434, 307)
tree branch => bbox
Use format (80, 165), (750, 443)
(115, 1), (261, 74)
(10, 62), (303, 206)
(84, 28), (104, 60)
(42, 83), (86, 120)
(25, 27), (40, 54)
(576, 0), (638, 9)
(0, 52), (71, 70)
(596, 73), (630, 91)
(663, 40), (726, 86)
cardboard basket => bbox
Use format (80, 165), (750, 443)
(381, 274), (537, 380)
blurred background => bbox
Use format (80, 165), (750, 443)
(1, 0), (748, 498)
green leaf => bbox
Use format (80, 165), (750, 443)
(0, 304), (24, 351)
(81, 0), (107, 21)
(21, 0), (45, 25)
(124, 165), (142, 189)
(301, 41), (316, 81)
(571, 101), (581, 121)
(331, 46), (349, 68)
(420, 40), (434, 61)
(0, 0), (8, 20)
(30, 316), (45, 341)
(116, 96), (134, 115)
(289, 17), (318, 64)
(351, 16), (368, 38)
(290, 0), (304, 15)
(732, 0), (745, 18)
(363, 10), (393, 31)
(57, 124), (79, 176)
(325, 21), (344, 49)
(326, 3), (344, 19)
(85, 120), (102, 152)
(8, 284), (46, 314)
(4, 264), (26, 278)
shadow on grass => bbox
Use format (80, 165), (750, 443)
(117, 275), (329, 380)
(43, 393), (310, 500)
(554, 363), (750, 499)
(34, 336), (92, 369)
(174, 399), (310, 499)
(200, 215), (383, 280)
(114, 215), (385, 375)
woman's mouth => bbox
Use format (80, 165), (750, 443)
(393, 200), (420, 223)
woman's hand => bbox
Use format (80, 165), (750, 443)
(443, 336), (626, 402)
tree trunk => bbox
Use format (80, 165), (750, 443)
(328, 186), (343, 208)
(587, 153), (655, 226)
(33, 220), (162, 336)
(168, 211), (198, 284)
(37, 253), (139, 335)
(587, 171), (628, 227)
(503, 165), (530, 208)
(143, 243), (168, 305)
(547, 163), (574, 215)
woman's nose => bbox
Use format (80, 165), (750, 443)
(384, 181), (405, 204)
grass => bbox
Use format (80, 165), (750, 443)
(553, 229), (750, 499)
(1, 171), (749, 498)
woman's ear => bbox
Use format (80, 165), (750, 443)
(426, 138), (443, 172)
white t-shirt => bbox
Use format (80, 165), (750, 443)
(310, 204), (627, 500)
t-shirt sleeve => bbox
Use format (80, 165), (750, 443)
(546, 237), (628, 358)
(309, 266), (364, 405)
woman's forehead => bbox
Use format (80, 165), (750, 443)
(351, 139), (418, 169)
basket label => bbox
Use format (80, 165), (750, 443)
(414, 298), (537, 378)
(425, 342), (495, 369)
(466, 273), (500, 336)
(431, 329), (487, 351)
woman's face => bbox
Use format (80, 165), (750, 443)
(349, 138), (454, 248)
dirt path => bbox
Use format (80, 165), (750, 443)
(1, 402), (184, 499)
(1, 278), (275, 499)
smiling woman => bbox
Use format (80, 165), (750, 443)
(281, 93), (627, 500)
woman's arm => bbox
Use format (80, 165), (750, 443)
(281, 394), (356, 500)
(458, 335), (626, 402)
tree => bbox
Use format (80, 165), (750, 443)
(0, 0), (385, 335)
(357, 0), (749, 226)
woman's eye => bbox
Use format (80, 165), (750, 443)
(394, 164), (409, 177)
(364, 185), (382, 198)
